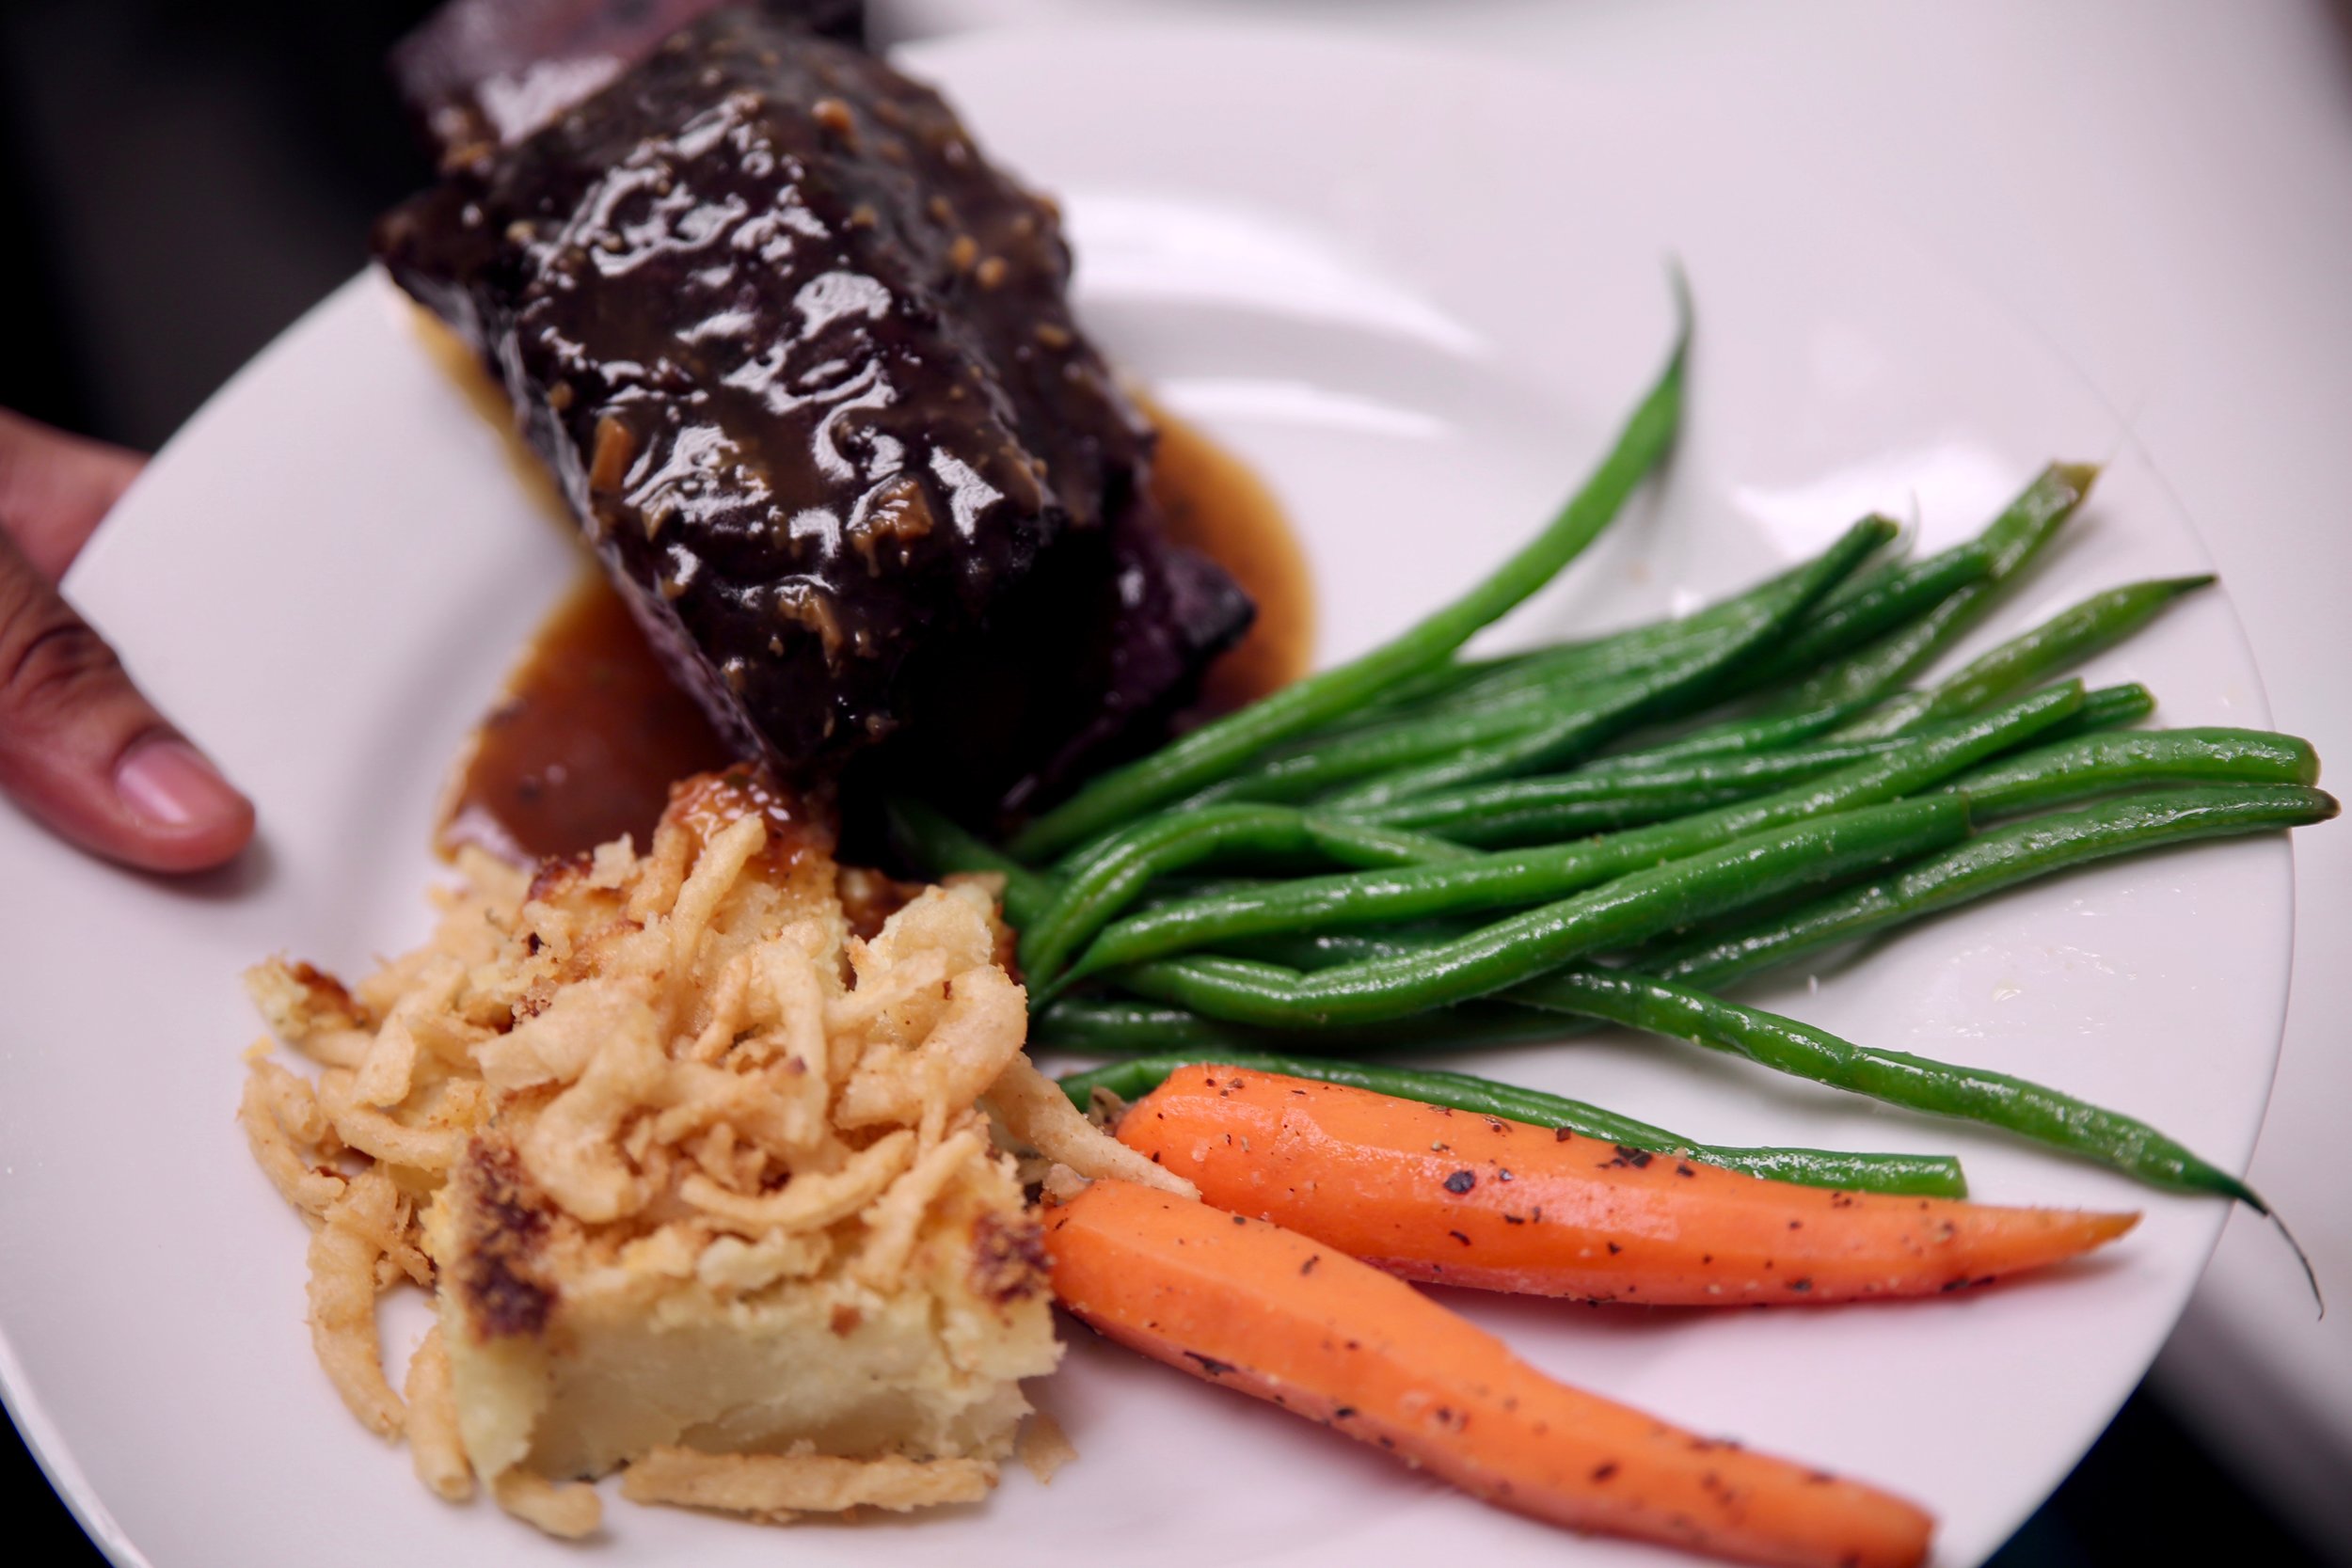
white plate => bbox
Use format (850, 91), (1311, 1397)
(0, 23), (2294, 1568)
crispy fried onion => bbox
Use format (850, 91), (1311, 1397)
(239, 1054), (345, 1225)
(493, 1469), (601, 1539)
(837, 965), (1025, 1131)
(245, 775), (1083, 1536)
(305, 1166), (408, 1437)
(404, 1324), (473, 1502)
(854, 1128), (989, 1290)
(680, 1128), (916, 1236)
(1017, 1412), (1076, 1485)
(986, 1054), (1196, 1199)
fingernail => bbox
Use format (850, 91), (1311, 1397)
(115, 736), (242, 831)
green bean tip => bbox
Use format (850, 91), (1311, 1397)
(2052, 459), (2103, 498)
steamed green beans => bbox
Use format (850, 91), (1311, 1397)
(1504, 968), (2260, 1203)
(1347, 743), (1913, 847)
(1053, 939), (2265, 1203)
(1061, 686), (2075, 981)
(886, 799), (1056, 926)
(1017, 805), (1467, 980)
(1190, 676), (1638, 806)
(1414, 515), (1947, 715)
(1104, 795), (1970, 1022)
(1324, 517), (1899, 809)
(2018, 681), (2155, 742)
(1730, 541), (1994, 693)
(1380, 562), (1812, 714)
(1588, 696), (1878, 767)
(1645, 784), (2339, 991)
(1790, 463), (2095, 711)
(1351, 682), (2155, 847)
(1232, 778), (2335, 1025)
(1056, 1051), (1969, 1196)
(1031, 996), (1574, 1056)
(1201, 517), (1892, 807)
(1946, 728), (2319, 819)
(1844, 575), (2212, 740)
(1007, 286), (1692, 861)
(1332, 530), (1986, 745)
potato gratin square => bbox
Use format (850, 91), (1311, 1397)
(238, 770), (1180, 1538)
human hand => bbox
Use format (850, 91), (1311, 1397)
(0, 409), (254, 871)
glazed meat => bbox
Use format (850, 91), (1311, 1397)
(373, 4), (1250, 816)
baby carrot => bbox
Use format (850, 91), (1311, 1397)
(1118, 1066), (2137, 1306)
(1045, 1178), (1935, 1568)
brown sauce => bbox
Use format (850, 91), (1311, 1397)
(1138, 397), (1317, 721)
(437, 388), (1313, 863)
(437, 581), (736, 862)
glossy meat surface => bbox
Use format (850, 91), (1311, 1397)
(376, 6), (1248, 809)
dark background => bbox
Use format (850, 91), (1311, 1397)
(0, 2), (2333, 1562)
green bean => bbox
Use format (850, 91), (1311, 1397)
(1587, 696), (1877, 767)
(889, 801), (1470, 990)
(1730, 540), (1994, 692)
(1102, 796), (1970, 1022)
(1214, 764), (2317, 1040)
(1379, 606), (1763, 724)
(1333, 614), (1751, 735)
(1343, 654), (1524, 718)
(1645, 784), (2341, 992)
(1030, 996), (1575, 1056)
(1055, 1051), (1969, 1196)
(1501, 968), (2257, 1202)
(1931, 577), (2206, 717)
(1351, 680), (2155, 847)
(1213, 519), (1892, 805)
(1372, 782), (1769, 846)
(1352, 531), (1979, 740)
(1225, 927), (1478, 972)
(884, 799), (1057, 927)
(1018, 805), (1468, 982)
(1790, 463), (2096, 710)
(1006, 285), (1692, 861)
(1344, 520), (1963, 729)
(1947, 728), (2320, 819)
(1621, 690), (2163, 932)
(1349, 747), (1890, 846)
(1192, 679), (1632, 806)
(1506, 967), (2257, 1203)
(1842, 575), (2212, 740)
(1333, 544), (1854, 735)
(1429, 547), (1836, 708)
(1062, 686), (2077, 980)
(2028, 681), (2155, 740)
(1326, 516), (1899, 809)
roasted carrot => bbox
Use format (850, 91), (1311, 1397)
(1046, 1179), (1933, 1568)
(1118, 1065), (2136, 1306)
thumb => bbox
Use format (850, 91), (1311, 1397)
(0, 529), (254, 872)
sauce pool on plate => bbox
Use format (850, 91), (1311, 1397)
(1140, 398), (1316, 723)
(439, 403), (1312, 863)
(437, 581), (737, 863)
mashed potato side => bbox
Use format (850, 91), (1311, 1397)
(239, 770), (1180, 1537)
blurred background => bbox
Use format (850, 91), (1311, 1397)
(3, 2), (2346, 1563)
